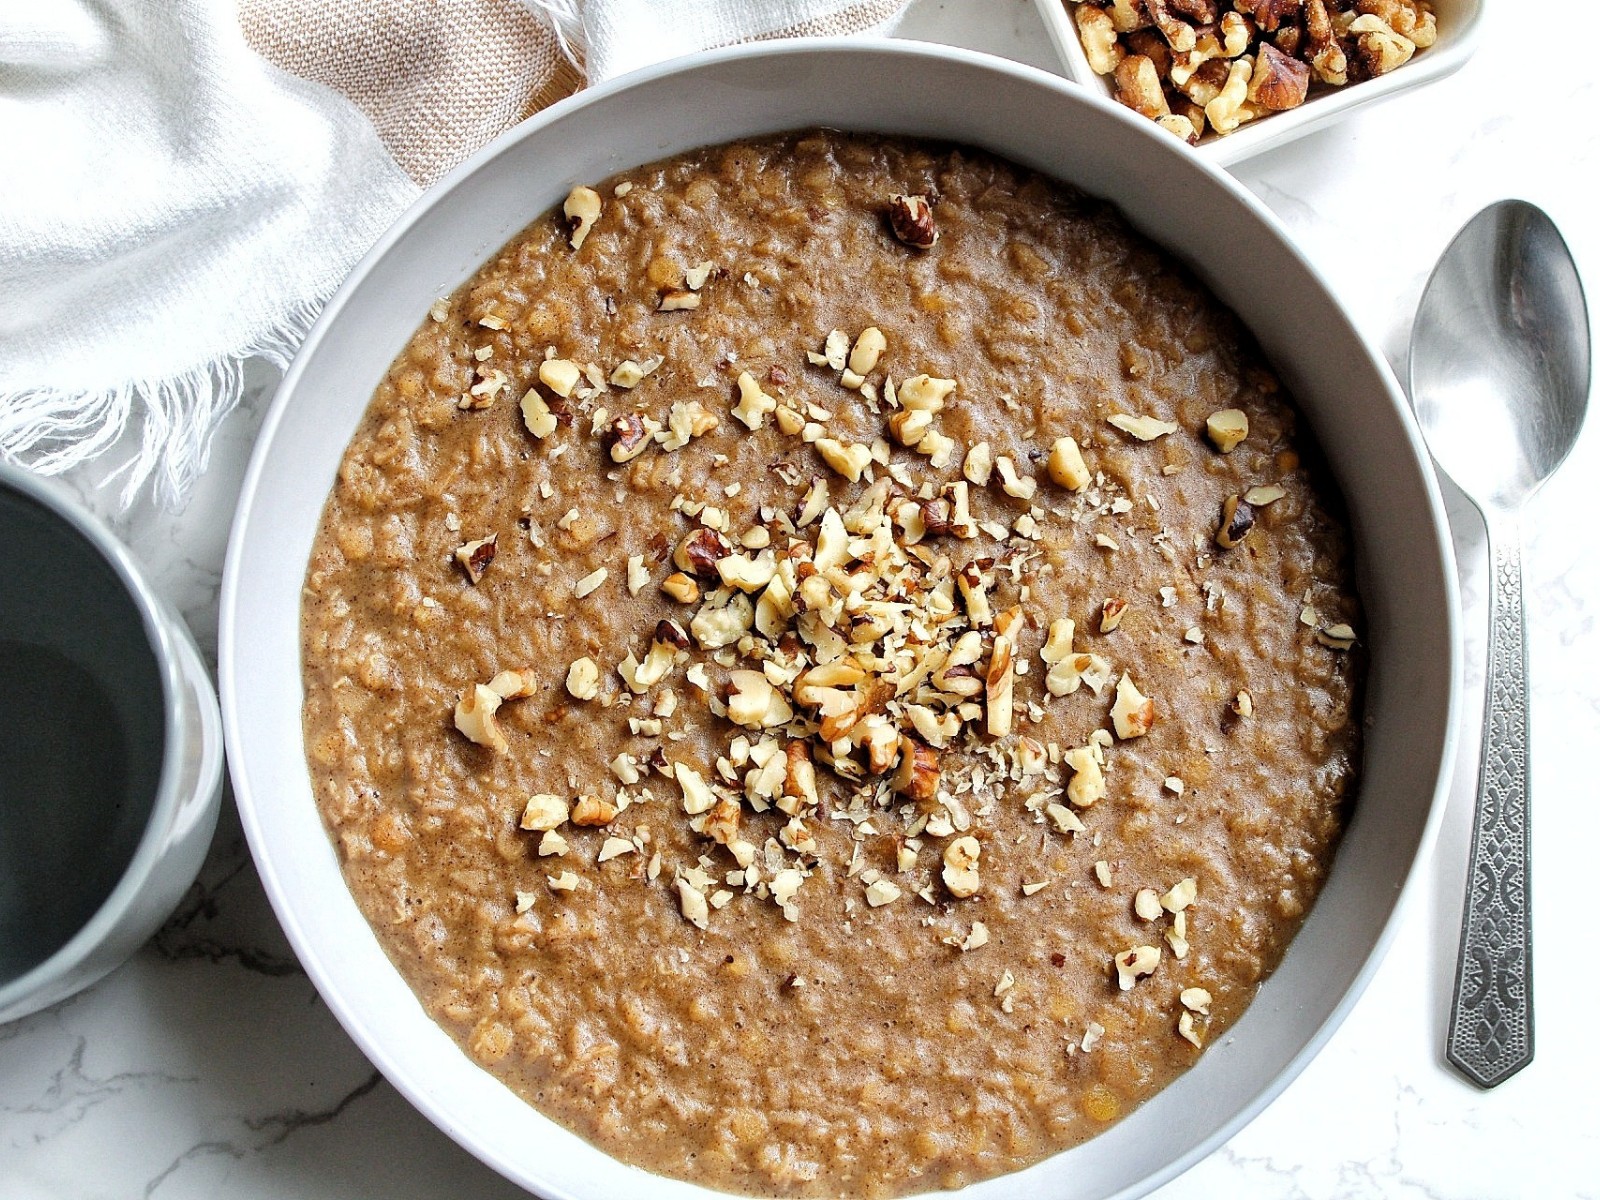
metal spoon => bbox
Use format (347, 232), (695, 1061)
(1409, 199), (1590, 1089)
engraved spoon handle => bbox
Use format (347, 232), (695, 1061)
(1447, 513), (1534, 1088)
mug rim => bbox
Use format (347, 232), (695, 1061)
(0, 461), (201, 1017)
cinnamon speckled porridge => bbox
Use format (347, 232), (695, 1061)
(300, 130), (1362, 1198)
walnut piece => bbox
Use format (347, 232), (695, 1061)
(454, 534), (497, 584)
(539, 358), (581, 398)
(943, 836), (982, 899)
(1047, 436), (1091, 491)
(520, 793), (569, 832)
(563, 185), (601, 250)
(453, 684), (508, 754)
(887, 193), (938, 249)
(1215, 494), (1255, 548)
(849, 327), (887, 375)
(1205, 408), (1250, 452)
(1115, 943), (1162, 990)
(1249, 41), (1311, 110)
(1111, 673), (1156, 739)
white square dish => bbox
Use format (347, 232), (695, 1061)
(1033, 0), (1485, 166)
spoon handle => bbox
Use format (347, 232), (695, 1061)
(1447, 515), (1534, 1088)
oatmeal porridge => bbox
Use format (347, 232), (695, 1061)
(301, 130), (1362, 1197)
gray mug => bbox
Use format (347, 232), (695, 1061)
(0, 462), (223, 1023)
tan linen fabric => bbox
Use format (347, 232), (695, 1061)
(239, 0), (906, 188)
(239, 0), (582, 186)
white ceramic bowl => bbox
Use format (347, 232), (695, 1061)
(221, 40), (1459, 1200)
(1033, 0), (1485, 167)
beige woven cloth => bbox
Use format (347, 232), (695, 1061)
(241, 0), (909, 186)
(238, 0), (583, 188)
(0, 0), (906, 506)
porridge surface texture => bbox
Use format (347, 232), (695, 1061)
(301, 131), (1362, 1198)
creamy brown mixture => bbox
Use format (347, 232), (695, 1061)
(301, 131), (1362, 1198)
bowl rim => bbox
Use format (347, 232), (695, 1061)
(0, 462), (222, 1020)
(220, 35), (1461, 1200)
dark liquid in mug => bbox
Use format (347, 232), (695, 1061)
(0, 484), (166, 986)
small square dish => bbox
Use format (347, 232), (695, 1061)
(1033, 0), (1484, 166)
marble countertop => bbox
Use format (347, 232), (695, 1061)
(5, 1), (1598, 1196)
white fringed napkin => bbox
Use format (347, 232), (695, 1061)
(0, 0), (905, 507)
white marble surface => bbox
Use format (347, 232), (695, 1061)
(4, 1), (1598, 1196)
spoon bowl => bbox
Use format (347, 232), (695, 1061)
(1408, 199), (1590, 1089)
(1411, 200), (1589, 511)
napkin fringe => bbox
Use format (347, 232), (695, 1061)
(0, 296), (324, 510)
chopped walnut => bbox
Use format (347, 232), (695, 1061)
(454, 684), (508, 754)
(732, 372), (778, 430)
(850, 327), (888, 375)
(1160, 876), (1198, 912)
(816, 438), (873, 483)
(487, 668), (537, 700)
(676, 878), (710, 929)
(891, 737), (940, 805)
(888, 408), (933, 447)
(1204, 56), (1256, 135)
(674, 528), (733, 577)
(674, 761), (716, 816)
(1109, 412), (1179, 441)
(571, 794), (618, 827)
(1115, 943), (1162, 990)
(1244, 484), (1286, 505)
(887, 193), (938, 249)
(1205, 408), (1250, 452)
(1111, 673), (1156, 739)
(864, 877), (903, 907)
(661, 572), (701, 604)
(609, 357), (659, 389)
(520, 390), (558, 439)
(1249, 41), (1311, 109)
(454, 534), (497, 584)
(1046, 436), (1091, 491)
(898, 374), (956, 413)
(565, 656), (601, 701)
(658, 290), (701, 312)
(994, 455), (1036, 501)
(986, 629), (1017, 737)
(1180, 985), (1213, 1013)
(603, 413), (656, 462)
(727, 669), (794, 729)
(520, 793), (568, 832)
(1350, 12), (1415, 74)
(539, 358), (581, 399)
(1317, 622), (1357, 650)
(1115, 54), (1172, 119)
(1215, 494), (1255, 549)
(563, 185), (601, 250)
(1076, 3), (1127, 74)
(684, 260), (715, 291)
(1134, 888), (1164, 920)
(943, 836), (982, 899)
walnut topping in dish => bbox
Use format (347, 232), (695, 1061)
(1067, 0), (1438, 143)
